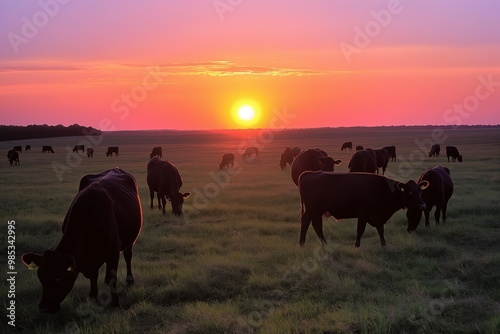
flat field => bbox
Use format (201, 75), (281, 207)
(1, 126), (500, 333)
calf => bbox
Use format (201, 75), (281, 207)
(416, 166), (453, 228)
(106, 146), (119, 157)
(22, 168), (143, 314)
(299, 171), (428, 247)
(446, 146), (462, 162)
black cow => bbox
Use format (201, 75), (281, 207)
(290, 148), (342, 186)
(42, 146), (55, 153)
(355, 145), (364, 151)
(375, 149), (390, 175)
(13, 145), (22, 152)
(150, 146), (163, 159)
(7, 150), (20, 165)
(280, 147), (301, 170)
(298, 171), (428, 247)
(341, 142), (352, 151)
(429, 144), (441, 157)
(25, 145), (31, 151)
(416, 166), (453, 228)
(446, 146), (462, 162)
(242, 147), (259, 160)
(348, 149), (377, 173)
(219, 153), (235, 170)
(106, 146), (119, 157)
(382, 146), (396, 162)
(87, 148), (94, 158)
(147, 157), (191, 215)
(72, 145), (84, 153)
(22, 168), (143, 314)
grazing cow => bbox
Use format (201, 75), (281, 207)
(87, 148), (94, 158)
(150, 146), (163, 159)
(375, 149), (390, 175)
(416, 166), (453, 228)
(348, 149), (377, 173)
(13, 145), (22, 152)
(341, 141), (352, 151)
(106, 146), (119, 157)
(382, 146), (396, 162)
(72, 145), (84, 153)
(147, 157), (191, 215)
(25, 145), (31, 151)
(428, 144), (441, 157)
(290, 148), (342, 186)
(219, 153), (235, 170)
(355, 145), (364, 151)
(242, 147), (259, 160)
(22, 168), (143, 314)
(42, 146), (55, 153)
(7, 150), (20, 165)
(280, 147), (301, 170)
(298, 171), (428, 247)
(446, 146), (462, 162)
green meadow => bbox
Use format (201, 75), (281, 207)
(1, 126), (500, 333)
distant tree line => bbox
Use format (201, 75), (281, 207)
(0, 124), (102, 142)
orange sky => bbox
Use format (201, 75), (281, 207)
(0, 1), (499, 130)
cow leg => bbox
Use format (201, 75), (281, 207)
(435, 206), (441, 225)
(105, 254), (120, 307)
(123, 246), (134, 286)
(376, 225), (387, 246)
(161, 197), (167, 214)
(424, 208), (431, 226)
(355, 219), (367, 247)
(442, 201), (448, 222)
(311, 215), (326, 245)
(88, 270), (99, 302)
(149, 190), (154, 209)
(299, 210), (312, 246)
(157, 193), (161, 210)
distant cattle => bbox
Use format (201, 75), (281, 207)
(348, 149), (377, 173)
(13, 146), (22, 152)
(150, 146), (163, 159)
(42, 146), (54, 153)
(7, 150), (20, 165)
(219, 153), (235, 170)
(25, 145), (31, 151)
(290, 148), (342, 186)
(382, 146), (396, 162)
(72, 145), (84, 153)
(355, 146), (364, 151)
(428, 144), (441, 157)
(446, 146), (462, 162)
(106, 146), (119, 157)
(279, 147), (301, 170)
(341, 141), (352, 151)
(374, 149), (390, 175)
(242, 147), (259, 160)
(147, 157), (191, 215)
(298, 171), (428, 247)
(416, 166), (454, 228)
(87, 148), (94, 158)
(22, 168), (143, 314)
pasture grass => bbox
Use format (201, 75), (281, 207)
(1, 126), (499, 333)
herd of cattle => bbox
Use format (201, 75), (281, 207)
(18, 141), (460, 314)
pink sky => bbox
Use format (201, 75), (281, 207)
(0, 0), (499, 130)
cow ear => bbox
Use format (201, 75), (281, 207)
(419, 181), (429, 190)
(182, 192), (191, 199)
(22, 253), (42, 270)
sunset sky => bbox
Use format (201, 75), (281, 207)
(0, 0), (499, 130)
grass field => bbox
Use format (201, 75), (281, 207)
(1, 126), (500, 334)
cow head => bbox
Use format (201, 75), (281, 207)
(168, 192), (191, 216)
(22, 251), (78, 314)
(397, 180), (429, 232)
(319, 157), (342, 171)
(457, 155), (463, 162)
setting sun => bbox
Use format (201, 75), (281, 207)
(231, 99), (262, 128)
(237, 105), (255, 121)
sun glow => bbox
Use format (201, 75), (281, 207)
(231, 99), (262, 128)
